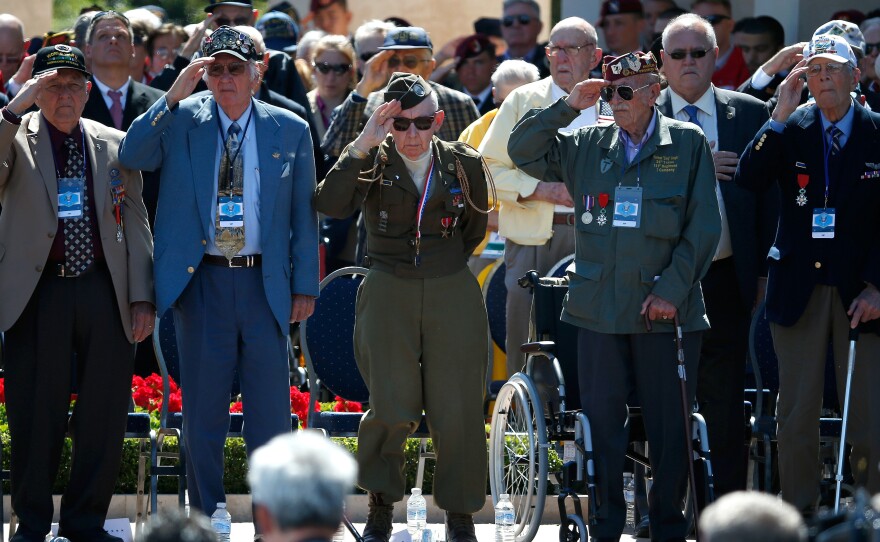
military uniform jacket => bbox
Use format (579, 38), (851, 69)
(734, 103), (880, 333)
(509, 99), (721, 334)
(314, 137), (489, 279)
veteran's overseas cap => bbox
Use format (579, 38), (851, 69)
(378, 26), (433, 51)
(803, 34), (856, 67)
(202, 26), (261, 61)
(813, 20), (865, 55)
(602, 51), (658, 82)
(384, 72), (432, 110)
(32, 44), (90, 77)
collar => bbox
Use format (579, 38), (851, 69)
(669, 86), (715, 117)
(619, 110), (658, 152)
(44, 114), (83, 151)
(92, 75), (131, 98)
(216, 99), (255, 134)
(819, 99), (855, 137)
(466, 85), (493, 105)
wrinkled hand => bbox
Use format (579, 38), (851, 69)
(771, 60), (808, 124)
(565, 79), (609, 111)
(847, 284), (880, 328)
(641, 293), (677, 322)
(130, 302), (156, 343)
(290, 294), (316, 323)
(711, 142), (740, 181)
(761, 42), (807, 76)
(356, 50), (395, 96)
(521, 182), (574, 206)
(10, 54), (36, 86)
(166, 56), (214, 109)
(7, 69), (61, 116)
(352, 100), (400, 153)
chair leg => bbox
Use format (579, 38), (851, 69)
(415, 437), (436, 491)
(135, 439), (148, 538)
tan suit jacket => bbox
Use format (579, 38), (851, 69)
(0, 112), (153, 342)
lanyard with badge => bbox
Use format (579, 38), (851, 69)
(216, 107), (254, 229)
(413, 156), (435, 267)
(612, 135), (645, 228)
(56, 131), (87, 220)
(812, 127), (836, 239)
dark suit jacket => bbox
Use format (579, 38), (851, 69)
(657, 86), (775, 310)
(734, 102), (880, 333)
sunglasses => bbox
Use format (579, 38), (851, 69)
(314, 61), (352, 75)
(387, 56), (430, 69)
(866, 42), (880, 55)
(391, 115), (436, 131)
(600, 82), (653, 101)
(502, 14), (534, 27)
(206, 61), (248, 77)
(704, 14), (730, 25)
(667, 49), (710, 60)
(213, 17), (252, 27)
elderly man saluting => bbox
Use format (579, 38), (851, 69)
(509, 52), (720, 542)
(120, 27), (319, 517)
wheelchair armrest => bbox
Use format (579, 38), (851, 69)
(520, 341), (556, 354)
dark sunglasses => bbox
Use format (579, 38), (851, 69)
(866, 42), (880, 55)
(502, 14), (534, 27)
(667, 49), (710, 60)
(213, 16), (252, 27)
(360, 51), (378, 63)
(314, 61), (351, 74)
(206, 62), (248, 77)
(387, 56), (430, 69)
(600, 83), (653, 101)
(704, 14), (730, 25)
(391, 116), (436, 131)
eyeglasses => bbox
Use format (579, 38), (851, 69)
(313, 61), (352, 75)
(704, 14), (730, 25)
(600, 82), (653, 101)
(546, 42), (595, 57)
(154, 47), (180, 59)
(0, 55), (21, 64)
(387, 56), (431, 69)
(360, 51), (378, 63)
(502, 14), (534, 27)
(667, 49), (710, 61)
(206, 61), (248, 77)
(213, 17), (252, 27)
(866, 42), (880, 55)
(391, 115), (436, 131)
(806, 62), (846, 77)
(43, 82), (86, 95)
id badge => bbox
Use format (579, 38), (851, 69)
(218, 195), (244, 228)
(58, 177), (85, 218)
(612, 185), (642, 228)
(812, 208), (835, 239)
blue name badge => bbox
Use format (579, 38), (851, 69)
(612, 185), (642, 228)
(218, 195), (244, 228)
(58, 177), (84, 218)
(812, 208), (835, 239)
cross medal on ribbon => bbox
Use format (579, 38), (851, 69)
(109, 170), (126, 242)
(596, 193), (609, 226)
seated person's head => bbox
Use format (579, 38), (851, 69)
(700, 491), (807, 542)
(142, 508), (217, 542)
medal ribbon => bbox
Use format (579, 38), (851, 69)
(414, 156), (436, 259)
(598, 193), (609, 208)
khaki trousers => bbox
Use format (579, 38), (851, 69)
(354, 267), (489, 513)
(771, 285), (880, 511)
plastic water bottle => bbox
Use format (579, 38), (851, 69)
(494, 493), (515, 542)
(623, 472), (636, 531)
(211, 502), (232, 542)
(407, 488), (427, 536)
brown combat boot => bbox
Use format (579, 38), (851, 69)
(363, 492), (394, 542)
(445, 512), (478, 542)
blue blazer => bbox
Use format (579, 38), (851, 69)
(735, 102), (880, 333)
(119, 94), (319, 331)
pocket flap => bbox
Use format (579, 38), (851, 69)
(573, 258), (602, 281)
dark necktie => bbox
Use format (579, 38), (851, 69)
(109, 89), (123, 130)
(215, 121), (245, 259)
(62, 136), (94, 275)
(827, 125), (842, 156)
(683, 104), (702, 128)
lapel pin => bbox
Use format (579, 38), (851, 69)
(272, 152), (280, 159)
(447, 163), (454, 171)
(96, 143), (102, 151)
(726, 109), (734, 119)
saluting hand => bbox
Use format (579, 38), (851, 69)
(771, 60), (808, 125)
(351, 100), (401, 154)
(355, 50), (395, 97)
(761, 42), (807, 77)
(6, 69), (61, 116)
(166, 56), (214, 110)
(565, 79), (609, 111)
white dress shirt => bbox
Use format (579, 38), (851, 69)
(92, 75), (131, 111)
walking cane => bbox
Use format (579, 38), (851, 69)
(645, 312), (701, 540)
(834, 326), (860, 514)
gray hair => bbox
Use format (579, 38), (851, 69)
(862, 17), (880, 34)
(248, 432), (357, 530)
(491, 59), (540, 88)
(503, 0), (541, 18)
(74, 12), (98, 50)
(549, 17), (599, 49)
(662, 13), (718, 51)
(142, 508), (216, 542)
(354, 19), (396, 54)
(700, 491), (807, 542)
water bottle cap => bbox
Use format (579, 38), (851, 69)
(411, 488), (422, 496)
(500, 494), (509, 499)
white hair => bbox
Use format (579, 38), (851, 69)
(354, 19), (396, 53)
(248, 432), (357, 530)
(124, 8), (162, 31)
(700, 491), (807, 542)
(491, 59), (540, 88)
(297, 30), (328, 61)
(662, 13), (718, 50)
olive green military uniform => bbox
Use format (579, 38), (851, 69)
(509, 98), (721, 541)
(314, 137), (489, 513)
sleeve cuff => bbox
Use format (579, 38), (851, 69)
(769, 119), (785, 133)
(350, 92), (367, 103)
(2, 107), (22, 125)
(750, 67), (773, 90)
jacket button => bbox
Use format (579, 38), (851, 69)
(187, 266), (195, 273)
(35, 265), (42, 272)
(202, 239), (207, 245)
(408, 239), (415, 247)
(814, 261), (822, 269)
(48, 231), (55, 238)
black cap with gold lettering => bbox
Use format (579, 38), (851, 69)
(32, 44), (90, 77)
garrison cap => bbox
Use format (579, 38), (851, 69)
(384, 72), (432, 110)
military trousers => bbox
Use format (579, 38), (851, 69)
(354, 267), (489, 513)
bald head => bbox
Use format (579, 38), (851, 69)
(546, 17), (602, 93)
(0, 14), (25, 86)
(550, 17), (599, 46)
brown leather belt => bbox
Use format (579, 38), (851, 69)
(552, 213), (576, 226)
(202, 254), (262, 268)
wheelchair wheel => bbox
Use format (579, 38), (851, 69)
(490, 373), (549, 542)
(559, 514), (588, 542)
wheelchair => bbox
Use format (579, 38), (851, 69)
(488, 271), (716, 542)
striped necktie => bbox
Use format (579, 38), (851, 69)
(827, 125), (842, 156)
